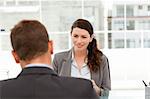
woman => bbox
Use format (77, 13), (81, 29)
(52, 19), (111, 96)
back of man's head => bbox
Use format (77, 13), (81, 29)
(11, 20), (49, 61)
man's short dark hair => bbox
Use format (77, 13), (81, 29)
(10, 20), (49, 61)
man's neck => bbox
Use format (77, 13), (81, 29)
(20, 53), (51, 68)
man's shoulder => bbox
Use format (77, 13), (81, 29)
(57, 76), (98, 96)
(62, 76), (91, 82)
(0, 77), (17, 86)
(58, 76), (92, 87)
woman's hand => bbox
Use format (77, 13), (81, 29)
(91, 80), (101, 95)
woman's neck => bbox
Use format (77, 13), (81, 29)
(73, 50), (88, 69)
(74, 50), (87, 57)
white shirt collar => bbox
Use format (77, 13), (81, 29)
(25, 64), (54, 70)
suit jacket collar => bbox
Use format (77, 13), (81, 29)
(59, 49), (72, 77)
(66, 48), (72, 61)
(17, 67), (58, 77)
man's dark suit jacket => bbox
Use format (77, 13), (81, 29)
(0, 67), (99, 99)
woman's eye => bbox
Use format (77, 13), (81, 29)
(73, 35), (78, 37)
(82, 36), (87, 38)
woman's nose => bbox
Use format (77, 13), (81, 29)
(76, 37), (82, 43)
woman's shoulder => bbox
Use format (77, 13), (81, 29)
(100, 53), (109, 65)
(101, 53), (108, 59)
(54, 49), (71, 57)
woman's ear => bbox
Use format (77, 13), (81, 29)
(12, 50), (20, 63)
(48, 40), (53, 54)
(90, 35), (94, 42)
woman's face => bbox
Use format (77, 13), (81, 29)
(71, 27), (93, 51)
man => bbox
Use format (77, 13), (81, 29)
(0, 20), (99, 99)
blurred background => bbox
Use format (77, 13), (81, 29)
(0, 0), (150, 97)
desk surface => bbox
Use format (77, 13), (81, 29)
(107, 89), (144, 99)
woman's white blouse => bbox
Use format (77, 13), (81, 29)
(71, 58), (91, 80)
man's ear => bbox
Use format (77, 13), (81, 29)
(12, 50), (20, 63)
(48, 40), (53, 54)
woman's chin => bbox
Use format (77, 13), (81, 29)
(74, 47), (85, 51)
